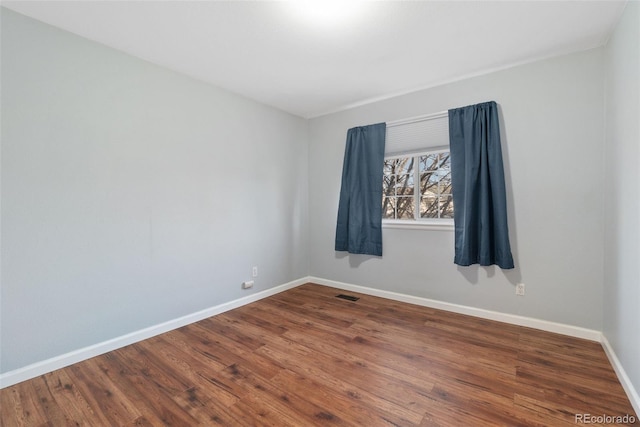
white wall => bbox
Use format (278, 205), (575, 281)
(0, 8), (309, 373)
(308, 48), (605, 330)
(603, 0), (640, 402)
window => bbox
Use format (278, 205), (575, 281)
(382, 112), (453, 228)
(382, 150), (453, 220)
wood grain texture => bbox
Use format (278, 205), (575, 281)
(2, 283), (637, 426)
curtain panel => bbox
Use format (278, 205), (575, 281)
(335, 123), (387, 256)
(449, 101), (514, 269)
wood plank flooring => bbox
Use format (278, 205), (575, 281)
(2, 283), (637, 426)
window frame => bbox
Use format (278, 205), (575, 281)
(382, 146), (454, 231)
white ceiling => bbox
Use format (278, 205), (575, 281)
(2, 0), (628, 118)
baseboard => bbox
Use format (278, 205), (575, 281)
(601, 335), (640, 416)
(0, 277), (309, 389)
(309, 276), (602, 341)
(309, 276), (640, 412)
(0, 275), (617, 391)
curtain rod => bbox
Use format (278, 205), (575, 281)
(386, 110), (448, 128)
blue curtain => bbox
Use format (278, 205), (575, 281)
(335, 123), (386, 256)
(449, 101), (514, 269)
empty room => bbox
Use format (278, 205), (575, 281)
(1, 1), (639, 426)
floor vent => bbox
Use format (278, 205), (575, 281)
(335, 294), (359, 302)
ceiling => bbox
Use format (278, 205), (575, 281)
(2, 1), (628, 118)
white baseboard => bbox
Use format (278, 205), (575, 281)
(310, 277), (640, 413)
(4, 273), (636, 417)
(309, 276), (602, 341)
(0, 277), (309, 389)
(601, 335), (640, 416)
(319, 277), (640, 414)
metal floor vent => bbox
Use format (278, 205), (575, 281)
(335, 294), (359, 302)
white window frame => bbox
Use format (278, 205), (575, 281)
(382, 148), (454, 231)
(382, 111), (454, 231)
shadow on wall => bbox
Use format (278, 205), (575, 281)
(498, 104), (523, 288)
(457, 264), (522, 287)
(335, 251), (379, 268)
(335, 247), (522, 287)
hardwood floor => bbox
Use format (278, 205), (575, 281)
(2, 283), (637, 426)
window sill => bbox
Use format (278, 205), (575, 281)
(382, 219), (454, 231)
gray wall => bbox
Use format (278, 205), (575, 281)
(603, 1), (640, 400)
(1, 8), (309, 373)
(308, 48), (605, 330)
(2, 3), (635, 389)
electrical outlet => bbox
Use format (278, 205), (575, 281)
(516, 283), (525, 296)
(242, 280), (254, 289)
(252, 266), (258, 277)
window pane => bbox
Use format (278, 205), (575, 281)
(383, 159), (396, 175)
(396, 157), (414, 175)
(382, 197), (396, 219)
(395, 174), (414, 196)
(383, 175), (395, 197)
(440, 172), (452, 195)
(439, 153), (451, 173)
(441, 195), (454, 218)
(420, 196), (439, 218)
(396, 196), (414, 219)
(421, 172), (439, 195)
(419, 154), (438, 173)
